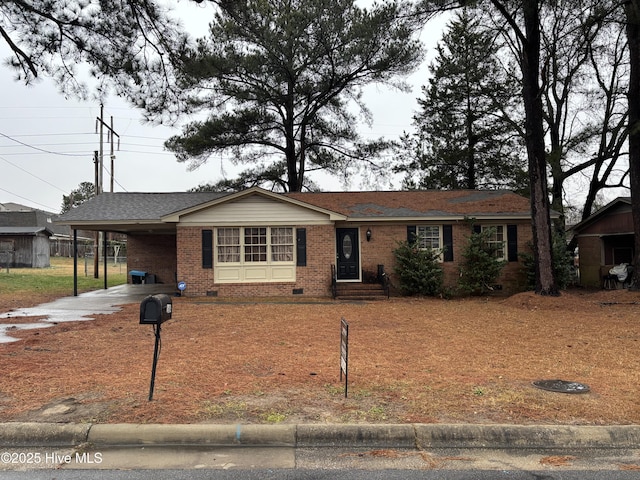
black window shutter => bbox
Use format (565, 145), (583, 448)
(473, 224), (481, 234)
(296, 228), (307, 266)
(507, 224), (518, 262)
(202, 229), (213, 269)
(442, 224), (453, 262)
(407, 225), (417, 243)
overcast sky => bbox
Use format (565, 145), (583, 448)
(0, 3), (453, 214)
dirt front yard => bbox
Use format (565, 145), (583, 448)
(1, 288), (640, 426)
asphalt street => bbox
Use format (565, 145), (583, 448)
(0, 468), (639, 480)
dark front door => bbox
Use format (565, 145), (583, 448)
(336, 228), (359, 280)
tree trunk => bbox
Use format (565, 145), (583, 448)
(466, 95), (476, 189)
(520, 0), (558, 295)
(625, 0), (640, 288)
(285, 78), (300, 192)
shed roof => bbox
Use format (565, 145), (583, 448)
(0, 211), (67, 236)
(570, 197), (632, 234)
(0, 226), (52, 236)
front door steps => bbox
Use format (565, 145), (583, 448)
(334, 282), (388, 300)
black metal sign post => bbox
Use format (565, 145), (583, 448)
(340, 318), (349, 398)
(148, 323), (161, 401)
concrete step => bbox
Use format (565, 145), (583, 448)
(335, 283), (388, 300)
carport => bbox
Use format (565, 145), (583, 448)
(56, 191), (226, 295)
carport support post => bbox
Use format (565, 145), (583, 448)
(73, 229), (78, 297)
(103, 230), (108, 289)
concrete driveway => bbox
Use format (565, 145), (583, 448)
(0, 284), (177, 343)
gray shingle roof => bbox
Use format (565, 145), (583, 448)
(0, 211), (67, 236)
(56, 189), (538, 233)
(287, 190), (534, 218)
(58, 192), (229, 222)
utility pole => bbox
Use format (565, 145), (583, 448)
(98, 104), (103, 193)
(95, 104), (120, 193)
(110, 115), (117, 192)
(94, 105), (120, 279)
(93, 151), (99, 279)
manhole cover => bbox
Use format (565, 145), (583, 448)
(532, 379), (590, 394)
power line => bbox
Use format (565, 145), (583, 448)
(0, 185), (59, 212)
(102, 164), (128, 193)
(0, 131), (88, 157)
(3, 132), (95, 137)
(0, 142), (97, 148)
(0, 151), (96, 156)
(0, 154), (69, 194)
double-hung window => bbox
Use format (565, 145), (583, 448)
(270, 227), (294, 262)
(416, 225), (441, 250)
(217, 228), (241, 263)
(213, 226), (296, 283)
(408, 224), (454, 262)
(217, 227), (294, 264)
(481, 225), (506, 260)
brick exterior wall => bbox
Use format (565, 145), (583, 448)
(131, 220), (532, 298)
(176, 224), (334, 297)
(127, 233), (176, 285)
(361, 221), (532, 295)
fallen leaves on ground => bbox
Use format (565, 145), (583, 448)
(539, 455), (576, 467)
(1, 288), (640, 426)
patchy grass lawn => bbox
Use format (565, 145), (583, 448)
(0, 257), (126, 310)
(1, 286), (640, 426)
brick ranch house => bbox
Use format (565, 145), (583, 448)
(57, 187), (539, 297)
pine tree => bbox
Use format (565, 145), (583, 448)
(0, 1), (188, 107)
(400, 8), (527, 193)
(165, 0), (423, 192)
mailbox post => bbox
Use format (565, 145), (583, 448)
(140, 294), (172, 400)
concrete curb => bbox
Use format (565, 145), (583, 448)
(296, 424), (416, 448)
(2, 423), (640, 450)
(0, 423), (91, 448)
(87, 424), (296, 447)
(415, 424), (640, 449)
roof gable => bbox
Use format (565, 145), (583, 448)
(162, 187), (346, 222)
(571, 197), (632, 234)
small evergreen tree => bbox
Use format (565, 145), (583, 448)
(393, 239), (444, 296)
(458, 226), (506, 295)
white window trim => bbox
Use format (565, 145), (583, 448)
(213, 226), (296, 283)
(480, 224), (507, 261)
(416, 225), (444, 262)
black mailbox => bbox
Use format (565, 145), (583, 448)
(140, 294), (172, 324)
